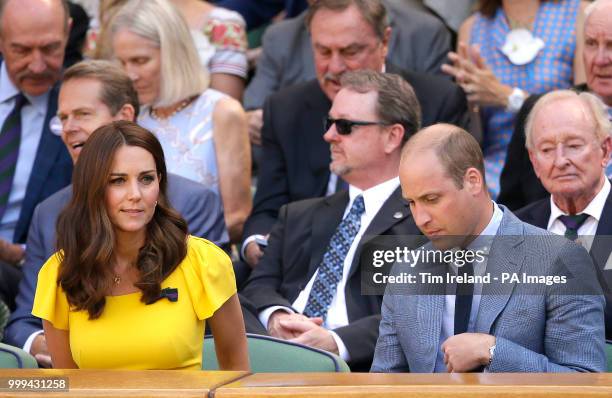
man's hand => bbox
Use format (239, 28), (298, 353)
(30, 333), (52, 368)
(246, 109), (263, 146)
(441, 333), (495, 373)
(285, 319), (339, 354)
(267, 311), (322, 340)
(244, 241), (264, 268)
(0, 239), (24, 265)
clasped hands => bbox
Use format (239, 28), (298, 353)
(0, 238), (24, 266)
(441, 332), (496, 373)
(267, 310), (339, 354)
(441, 43), (513, 108)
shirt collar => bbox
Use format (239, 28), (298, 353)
(348, 176), (399, 217)
(467, 201), (503, 253)
(0, 62), (50, 116)
(548, 178), (611, 229)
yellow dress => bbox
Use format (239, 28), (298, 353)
(32, 236), (236, 370)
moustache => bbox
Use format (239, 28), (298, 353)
(323, 72), (342, 84)
(17, 70), (56, 82)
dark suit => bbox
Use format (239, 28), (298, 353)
(515, 190), (612, 340)
(243, 65), (468, 241)
(3, 173), (228, 349)
(498, 84), (589, 211)
(0, 80), (72, 311)
(241, 187), (421, 370)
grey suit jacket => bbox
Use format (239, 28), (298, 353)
(371, 207), (606, 373)
(244, 0), (452, 109)
(3, 173), (228, 349)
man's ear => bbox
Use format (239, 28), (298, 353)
(464, 167), (485, 195)
(114, 103), (136, 122)
(383, 124), (404, 154)
(600, 136), (612, 167)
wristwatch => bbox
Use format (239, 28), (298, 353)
(488, 344), (496, 366)
(506, 87), (526, 113)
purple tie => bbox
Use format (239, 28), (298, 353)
(558, 214), (589, 241)
(0, 94), (27, 221)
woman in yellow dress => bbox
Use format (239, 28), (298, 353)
(32, 121), (249, 370)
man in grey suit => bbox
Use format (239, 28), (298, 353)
(3, 60), (228, 366)
(243, 0), (453, 145)
(371, 124), (606, 373)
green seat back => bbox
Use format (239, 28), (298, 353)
(203, 333), (350, 372)
(0, 343), (38, 369)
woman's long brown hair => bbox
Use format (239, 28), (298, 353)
(56, 121), (188, 319)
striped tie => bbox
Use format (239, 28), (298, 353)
(0, 94), (27, 220)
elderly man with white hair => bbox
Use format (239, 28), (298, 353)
(516, 89), (612, 340)
(500, 0), (612, 210)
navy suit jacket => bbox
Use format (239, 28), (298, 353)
(242, 64), (468, 242)
(3, 173), (228, 349)
(515, 191), (612, 340)
(13, 84), (72, 244)
(241, 187), (421, 370)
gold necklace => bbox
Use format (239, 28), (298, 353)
(113, 274), (122, 285)
(150, 96), (195, 120)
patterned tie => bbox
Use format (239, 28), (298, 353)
(558, 214), (589, 241)
(454, 261), (474, 335)
(0, 94), (27, 221)
(303, 195), (365, 320)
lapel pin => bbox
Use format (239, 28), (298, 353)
(393, 212), (403, 219)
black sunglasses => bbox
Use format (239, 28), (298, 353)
(324, 117), (390, 135)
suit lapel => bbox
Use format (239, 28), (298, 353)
(348, 187), (411, 279)
(591, 190), (612, 271)
(417, 293), (445, 372)
(476, 209), (525, 334)
(307, 191), (349, 280)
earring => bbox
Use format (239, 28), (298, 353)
(154, 201), (158, 207)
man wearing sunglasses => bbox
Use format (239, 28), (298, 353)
(241, 70), (422, 371)
(240, 0), (468, 273)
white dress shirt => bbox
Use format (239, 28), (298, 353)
(434, 201), (503, 372)
(547, 178), (610, 251)
(259, 176), (400, 361)
(0, 63), (48, 242)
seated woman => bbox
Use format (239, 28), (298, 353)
(32, 121), (249, 370)
(442, 0), (587, 198)
(110, 0), (251, 243)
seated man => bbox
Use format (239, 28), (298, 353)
(3, 60), (228, 366)
(515, 90), (612, 339)
(0, 0), (73, 308)
(241, 0), (467, 271)
(241, 70), (422, 371)
(244, 0), (452, 111)
(499, 0), (612, 210)
(372, 124), (605, 373)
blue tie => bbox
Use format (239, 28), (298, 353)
(303, 195), (365, 320)
(0, 94), (27, 221)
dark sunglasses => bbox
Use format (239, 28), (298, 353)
(324, 117), (390, 135)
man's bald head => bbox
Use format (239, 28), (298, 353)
(402, 124), (486, 189)
(0, 0), (70, 34)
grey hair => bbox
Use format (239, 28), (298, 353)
(525, 90), (612, 150)
(110, 0), (208, 107)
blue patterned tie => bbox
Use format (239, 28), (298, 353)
(0, 94), (27, 221)
(303, 195), (365, 320)
(558, 214), (589, 241)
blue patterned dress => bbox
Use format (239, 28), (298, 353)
(470, 0), (580, 197)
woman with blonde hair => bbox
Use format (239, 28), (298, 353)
(111, 0), (251, 243)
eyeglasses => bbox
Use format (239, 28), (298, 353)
(324, 117), (390, 135)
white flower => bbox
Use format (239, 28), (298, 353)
(500, 28), (544, 66)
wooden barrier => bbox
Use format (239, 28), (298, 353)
(213, 373), (612, 398)
(0, 370), (610, 397)
(0, 369), (248, 398)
